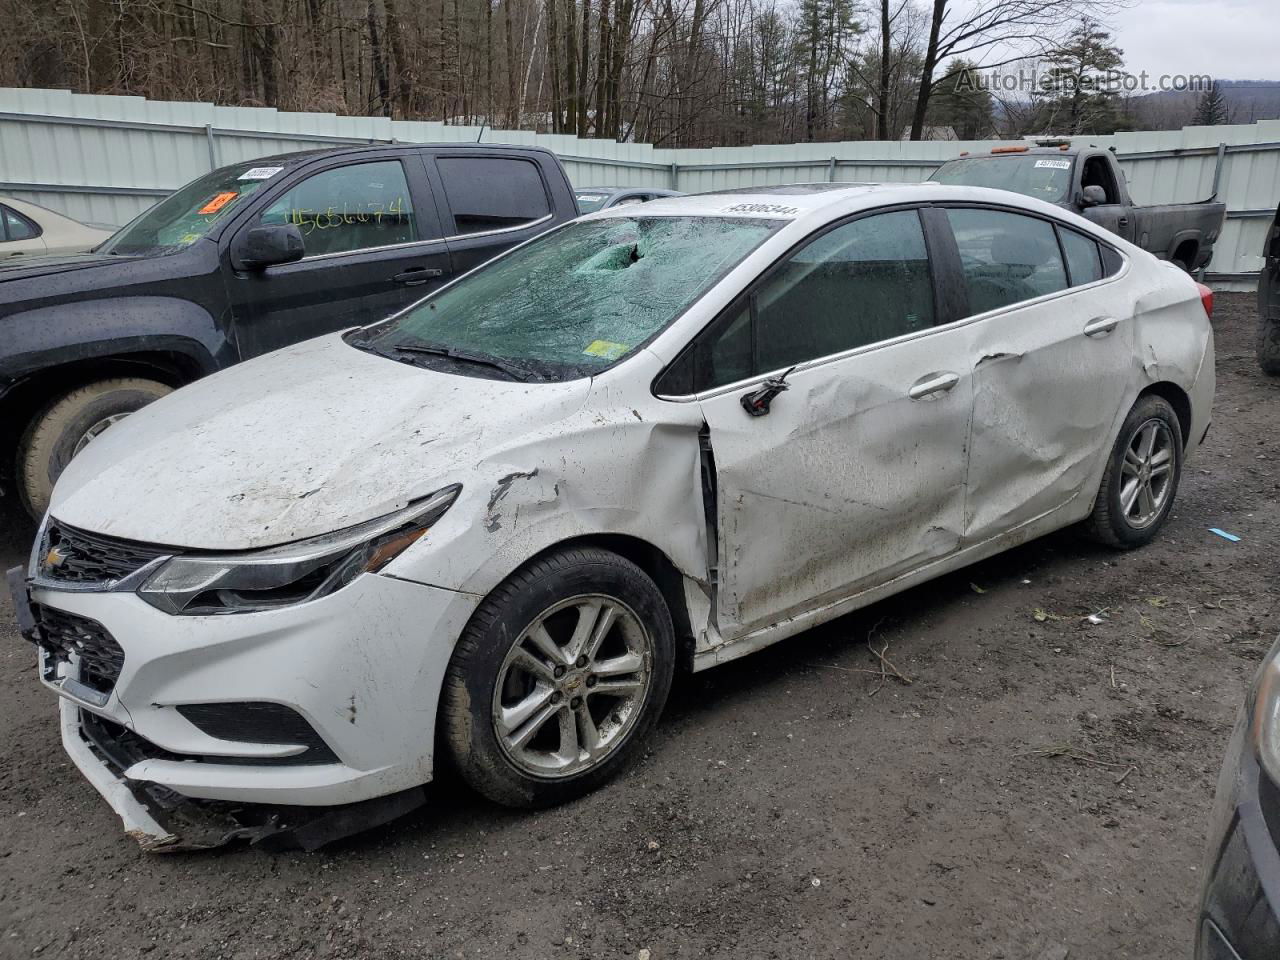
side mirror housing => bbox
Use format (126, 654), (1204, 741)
(1080, 185), (1108, 208)
(240, 224), (304, 269)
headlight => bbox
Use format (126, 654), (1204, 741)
(138, 485), (459, 615)
(1250, 635), (1280, 785)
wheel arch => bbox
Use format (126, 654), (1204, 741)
(1136, 380), (1192, 446)
(512, 533), (698, 674)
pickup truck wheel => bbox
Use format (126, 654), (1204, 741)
(18, 377), (172, 518)
(1259, 316), (1280, 375)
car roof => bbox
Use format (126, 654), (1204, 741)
(218, 142), (558, 169)
(586, 181), (1097, 229)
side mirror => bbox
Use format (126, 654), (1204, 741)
(240, 224), (304, 269)
(1080, 185), (1108, 208)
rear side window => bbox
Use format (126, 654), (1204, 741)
(947, 208), (1068, 315)
(1059, 227), (1103, 286)
(3, 206), (38, 241)
(259, 160), (418, 257)
(437, 157), (551, 235)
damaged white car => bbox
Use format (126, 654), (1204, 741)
(8, 183), (1214, 850)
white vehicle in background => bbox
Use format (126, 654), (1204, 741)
(9, 183), (1214, 850)
(0, 197), (114, 256)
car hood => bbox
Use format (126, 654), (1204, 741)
(49, 334), (592, 550)
(0, 252), (125, 282)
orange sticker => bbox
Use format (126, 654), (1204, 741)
(197, 191), (239, 215)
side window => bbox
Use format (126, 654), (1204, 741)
(754, 210), (935, 372)
(947, 208), (1068, 315)
(1080, 157), (1119, 204)
(1100, 244), (1124, 278)
(661, 209), (935, 394)
(3, 206), (38, 241)
(437, 157), (551, 235)
(1059, 227), (1103, 286)
(259, 160), (417, 257)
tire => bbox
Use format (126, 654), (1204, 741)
(441, 547), (675, 808)
(1259, 315), (1280, 376)
(1085, 395), (1184, 549)
(18, 377), (171, 518)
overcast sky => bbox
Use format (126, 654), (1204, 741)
(1107, 0), (1280, 82)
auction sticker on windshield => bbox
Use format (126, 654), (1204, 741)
(1034, 159), (1071, 169)
(239, 167), (285, 180)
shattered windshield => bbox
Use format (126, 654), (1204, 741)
(931, 155), (1073, 203)
(354, 215), (781, 381)
(100, 161), (289, 256)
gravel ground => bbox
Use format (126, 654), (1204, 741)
(1, 292), (1277, 960)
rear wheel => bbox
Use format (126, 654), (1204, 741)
(1084, 395), (1183, 549)
(1259, 315), (1280, 375)
(18, 377), (171, 517)
(441, 547), (675, 808)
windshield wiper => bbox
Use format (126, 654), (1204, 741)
(387, 342), (535, 382)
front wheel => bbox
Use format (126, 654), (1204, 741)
(1084, 395), (1184, 549)
(441, 547), (675, 808)
(18, 377), (172, 518)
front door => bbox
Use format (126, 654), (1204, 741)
(227, 156), (451, 358)
(943, 206), (1136, 541)
(685, 208), (974, 639)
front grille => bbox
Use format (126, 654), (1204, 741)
(35, 605), (124, 696)
(40, 520), (170, 584)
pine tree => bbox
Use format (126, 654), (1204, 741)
(1192, 81), (1230, 126)
(1035, 19), (1125, 135)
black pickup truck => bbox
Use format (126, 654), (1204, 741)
(0, 143), (577, 516)
(931, 145), (1227, 273)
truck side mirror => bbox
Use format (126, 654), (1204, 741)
(240, 224), (305, 269)
(1080, 185), (1107, 208)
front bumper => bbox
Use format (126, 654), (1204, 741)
(16, 568), (479, 844)
(1197, 711), (1280, 958)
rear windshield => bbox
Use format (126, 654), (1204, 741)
(931, 155), (1073, 204)
(354, 215), (781, 381)
(99, 161), (289, 257)
(575, 192), (611, 213)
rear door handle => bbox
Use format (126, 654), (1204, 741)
(1083, 316), (1120, 337)
(908, 371), (960, 400)
(393, 267), (444, 286)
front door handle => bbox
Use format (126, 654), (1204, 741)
(1117, 217), (1130, 227)
(393, 267), (444, 286)
(908, 371), (960, 401)
(1083, 316), (1120, 338)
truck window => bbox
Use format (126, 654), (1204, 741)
(930, 156), (1071, 204)
(947, 208), (1068, 315)
(1080, 157), (1120, 205)
(437, 157), (551, 235)
(259, 160), (418, 257)
(1059, 228), (1104, 285)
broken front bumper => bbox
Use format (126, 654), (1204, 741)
(13, 567), (479, 850)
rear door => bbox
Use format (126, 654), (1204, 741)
(227, 154), (450, 358)
(665, 207), (974, 639)
(944, 205), (1136, 542)
(429, 153), (557, 276)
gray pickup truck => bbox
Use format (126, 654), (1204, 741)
(931, 145), (1226, 273)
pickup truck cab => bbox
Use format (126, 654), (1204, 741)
(0, 143), (577, 515)
(931, 145), (1226, 273)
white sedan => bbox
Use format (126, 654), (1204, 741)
(10, 183), (1214, 849)
(0, 197), (114, 256)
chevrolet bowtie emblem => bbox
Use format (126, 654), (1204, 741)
(44, 546), (68, 570)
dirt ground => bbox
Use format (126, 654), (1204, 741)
(1, 292), (1277, 960)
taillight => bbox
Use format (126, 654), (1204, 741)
(1196, 282), (1214, 319)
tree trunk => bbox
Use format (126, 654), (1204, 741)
(909, 0), (945, 140)
(367, 0), (390, 115)
(877, 0), (891, 139)
(505, 0), (519, 126)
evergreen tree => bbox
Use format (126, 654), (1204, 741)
(927, 60), (993, 139)
(1035, 18), (1125, 135)
(1192, 81), (1230, 126)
